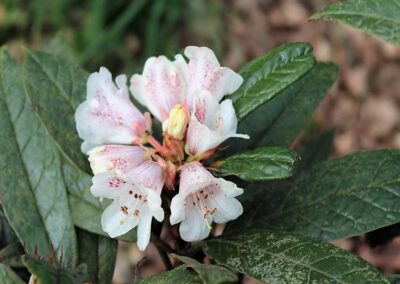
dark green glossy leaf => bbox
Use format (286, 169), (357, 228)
(217, 147), (297, 181)
(0, 49), (77, 266)
(172, 254), (237, 284)
(228, 150), (400, 241)
(296, 130), (335, 172)
(204, 231), (388, 283)
(137, 266), (202, 284)
(0, 263), (24, 284)
(77, 229), (117, 284)
(22, 256), (88, 284)
(228, 62), (338, 154)
(311, 0), (400, 47)
(23, 50), (89, 172)
(231, 43), (315, 120)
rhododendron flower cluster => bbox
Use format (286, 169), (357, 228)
(75, 46), (249, 250)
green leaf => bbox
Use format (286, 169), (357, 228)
(23, 49), (89, 172)
(231, 43), (315, 120)
(310, 0), (400, 47)
(21, 49), (136, 242)
(228, 62), (338, 153)
(0, 242), (24, 268)
(296, 130), (335, 172)
(0, 48), (77, 266)
(255, 62), (338, 147)
(77, 229), (117, 284)
(0, 210), (18, 247)
(388, 275), (400, 284)
(0, 263), (24, 284)
(172, 254), (237, 284)
(217, 147), (297, 181)
(228, 150), (400, 241)
(136, 266), (202, 284)
(40, 36), (76, 62)
(204, 231), (388, 284)
(22, 256), (88, 284)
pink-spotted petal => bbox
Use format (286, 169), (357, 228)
(178, 162), (214, 195)
(127, 160), (165, 191)
(75, 67), (147, 153)
(130, 56), (186, 122)
(101, 199), (139, 238)
(91, 172), (130, 199)
(179, 205), (211, 242)
(88, 145), (148, 175)
(184, 46), (243, 103)
(185, 117), (224, 155)
(206, 179), (243, 224)
(185, 96), (249, 155)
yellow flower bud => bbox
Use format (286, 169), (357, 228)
(166, 104), (188, 140)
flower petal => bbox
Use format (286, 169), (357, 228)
(207, 179), (243, 223)
(101, 199), (139, 238)
(185, 96), (249, 155)
(136, 209), (153, 251)
(178, 162), (214, 195)
(127, 160), (165, 191)
(88, 145), (148, 175)
(179, 205), (211, 242)
(91, 172), (131, 199)
(130, 56), (186, 122)
(192, 91), (219, 126)
(184, 46), (243, 102)
(146, 189), (164, 222)
(170, 193), (185, 225)
(185, 116), (223, 155)
(76, 67), (147, 153)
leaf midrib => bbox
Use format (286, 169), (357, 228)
(0, 51), (52, 249)
(22, 52), (91, 176)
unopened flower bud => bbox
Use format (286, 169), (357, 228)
(166, 104), (188, 140)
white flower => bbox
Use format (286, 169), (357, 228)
(75, 68), (165, 251)
(170, 162), (243, 242)
(130, 46), (248, 155)
(76, 67), (150, 153)
(185, 90), (249, 155)
(90, 150), (165, 251)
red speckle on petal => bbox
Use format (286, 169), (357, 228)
(194, 100), (206, 123)
(108, 177), (126, 188)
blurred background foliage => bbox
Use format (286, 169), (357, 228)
(0, 0), (231, 74)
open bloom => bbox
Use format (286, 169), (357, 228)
(90, 154), (165, 251)
(75, 68), (164, 250)
(186, 90), (248, 155)
(170, 162), (243, 242)
(76, 46), (249, 250)
(130, 46), (248, 156)
(76, 67), (150, 153)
